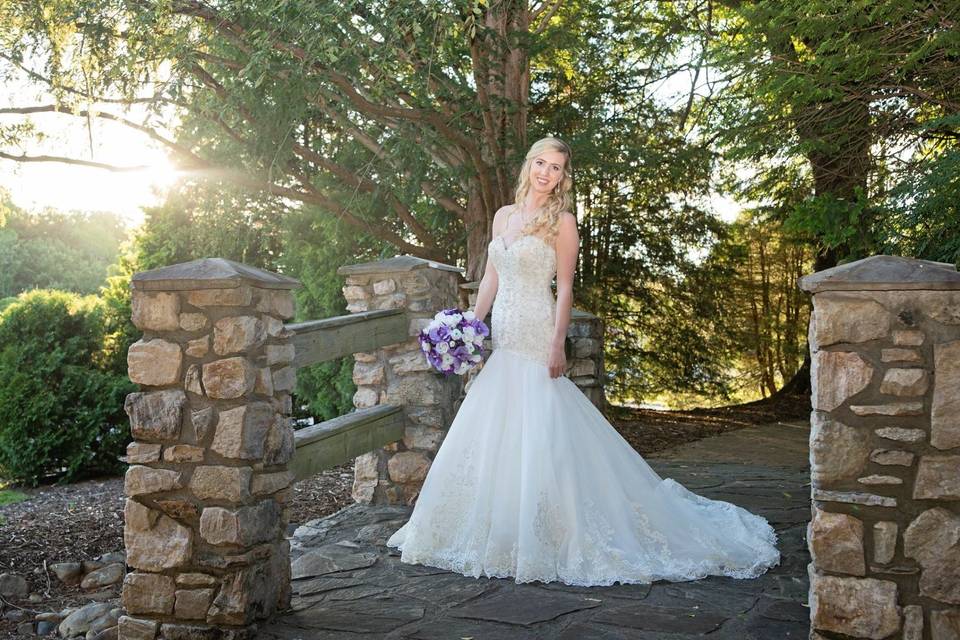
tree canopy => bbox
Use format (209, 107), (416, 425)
(1, 0), (958, 406)
(0, 191), (129, 297)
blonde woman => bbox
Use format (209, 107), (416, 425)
(387, 137), (780, 586)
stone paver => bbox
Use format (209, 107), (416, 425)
(262, 421), (811, 639)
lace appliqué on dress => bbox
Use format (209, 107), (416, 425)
(488, 234), (557, 366)
(386, 228), (781, 587)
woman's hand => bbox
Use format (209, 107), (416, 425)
(548, 340), (566, 379)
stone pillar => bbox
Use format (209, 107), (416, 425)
(799, 255), (960, 640)
(120, 258), (299, 640)
(339, 256), (465, 506)
(566, 308), (607, 410)
(460, 281), (607, 410)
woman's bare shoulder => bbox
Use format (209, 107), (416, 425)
(492, 204), (516, 233)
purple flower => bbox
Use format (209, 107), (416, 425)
(418, 306), (490, 376)
(428, 324), (451, 342)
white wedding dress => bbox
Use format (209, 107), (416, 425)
(385, 232), (780, 586)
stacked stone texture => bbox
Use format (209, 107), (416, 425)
(461, 282), (607, 410)
(801, 256), (960, 640)
(339, 257), (465, 506)
(120, 259), (299, 640)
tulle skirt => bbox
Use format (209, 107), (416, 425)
(385, 347), (780, 586)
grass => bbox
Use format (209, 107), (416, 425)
(0, 488), (29, 507)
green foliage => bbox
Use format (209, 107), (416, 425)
(882, 144), (960, 266)
(704, 0), (960, 263)
(136, 185), (285, 272)
(0, 191), (130, 297)
(279, 207), (392, 422)
(0, 290), (135, 485)
(131, 181), (378, 420)
(702, 213), (813, 399)
(532, 1), (736, 401)
(98, 245), (141, 376)
(0, 489), (28, 506)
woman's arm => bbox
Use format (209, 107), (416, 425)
(548, 212), (580, 377)
(472, 253), (499, 324)
(471, 206), (509, 322)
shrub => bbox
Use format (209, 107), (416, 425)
(0, 290), (135, 485)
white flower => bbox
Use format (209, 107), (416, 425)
(463, 309), (476, 320)
(427, 318), (442, 331)
(470, 354), (483, 362)
(434, 311), (446, 321)
(465, 343), (475, 354)
(448, 340), (455, 347)
(462, 326), (476, 340)
(421, 341), (431, 352)
(443, 312), (462, 326)
(441, 353), (455, 367)
(449, 328), (462, 340)
(473, 333), (486, 345)
(455, 362), (469, 375)
(436, 341), (449, 354)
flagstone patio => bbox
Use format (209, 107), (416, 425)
(262, 421), (811, 640)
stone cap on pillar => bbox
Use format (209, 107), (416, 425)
(131, 257), (301, 291)
(337, 255), (464, 276)
(799, 255), (960, 294)
(571, 308), (601, 321)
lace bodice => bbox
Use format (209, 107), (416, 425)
(488, 233), (557, 366)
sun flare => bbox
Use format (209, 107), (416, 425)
(0, 113), (180, 227)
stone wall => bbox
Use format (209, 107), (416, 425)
(460, 282), (607, 410)
(339, 256), (466, 506)
(800, 256), (960, 640)
(121, 258), (299, 639)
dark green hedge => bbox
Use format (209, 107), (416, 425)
(0, 290), (135, 485)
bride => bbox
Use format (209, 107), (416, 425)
(385, 137), (780, 586)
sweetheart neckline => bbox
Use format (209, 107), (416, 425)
(490, 233), (554, 253)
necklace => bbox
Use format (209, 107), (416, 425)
(509, 204), (539, 228)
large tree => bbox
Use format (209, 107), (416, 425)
(689, 0), (960, 395)
(705, 0), (960, 266)
(0, 1), (573, 279)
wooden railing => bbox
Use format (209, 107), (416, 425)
(286, 308), (409, 368)
(285, 308), (411, 480)
(121, 255), (605, 637)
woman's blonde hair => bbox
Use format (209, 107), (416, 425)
(512, 137), (573, 241)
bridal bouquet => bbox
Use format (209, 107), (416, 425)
(419, 308), (489, 376)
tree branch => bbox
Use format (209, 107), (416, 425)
(532, 0), (563, 35)
(0, 151), (148, 172)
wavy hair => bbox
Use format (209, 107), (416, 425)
(512, 137), (573, 241)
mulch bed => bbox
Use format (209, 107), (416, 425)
(0, 464), (355, 637)
(0, 394), (809, 637)
(608, 393), (810, 455)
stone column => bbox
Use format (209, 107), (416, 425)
(460, 282), (607, 410)
(339, 256), (465, 506)
(799, 255), (960, 640)
(119, 258), (299, 640)
(567, 308), (607, 411)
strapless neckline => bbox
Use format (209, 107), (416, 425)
(490, 233), (554, 253)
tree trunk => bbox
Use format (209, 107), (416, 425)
(463, 2), (531, 280)
(465, 180), (491, 281)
